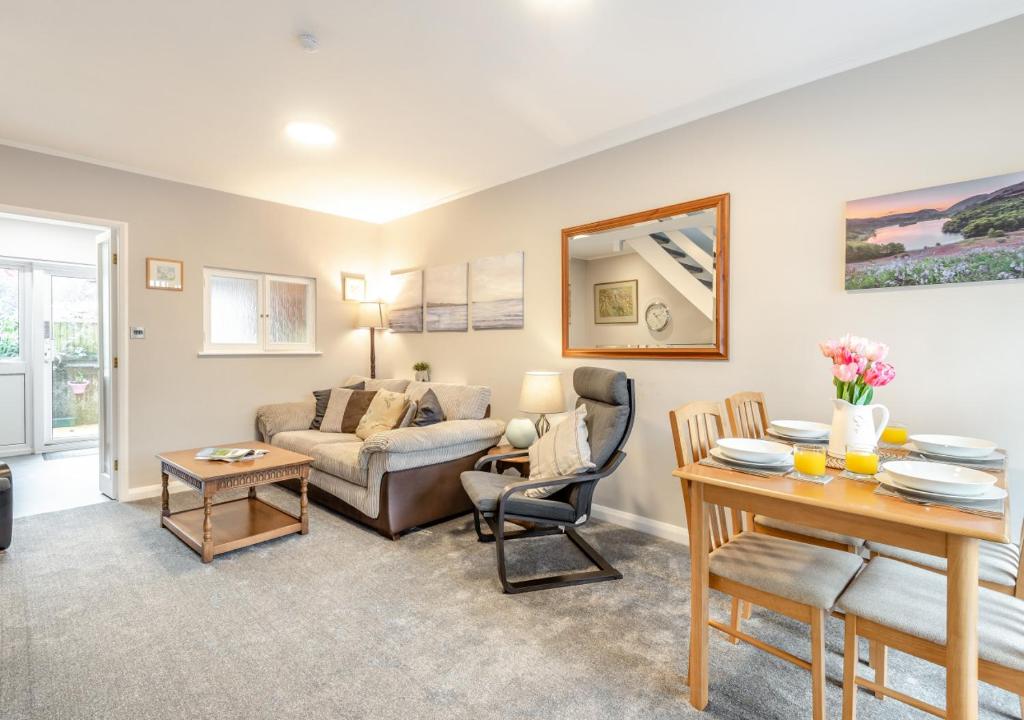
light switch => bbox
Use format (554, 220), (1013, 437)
(130, 327), (145, 339)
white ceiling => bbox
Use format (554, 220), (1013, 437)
(1, 1), (1021, 224)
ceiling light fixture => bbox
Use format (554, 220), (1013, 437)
(285, 121), (336, 146)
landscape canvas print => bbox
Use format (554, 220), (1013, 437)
(388, 269), (423, 333)
(470, 252), (524, 329)
(425, 263), (468, 332)
(845, 170), (1024, 290)
(594, 279), (638, 324)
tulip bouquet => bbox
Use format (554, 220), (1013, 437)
(819, 334), (895, 405)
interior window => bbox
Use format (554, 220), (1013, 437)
(203, 268), (315, 353)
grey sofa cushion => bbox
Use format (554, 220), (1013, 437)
(865, 539), (1019, 588)
(710, 532), (863, 609)
(411, 388), (444, 426)
(573, 367), (628, 406)
(755, 515), (865, 548)
(461, 471), (577, 524)
(837, 557), (1024, 672)
(271, 430), (359, 455)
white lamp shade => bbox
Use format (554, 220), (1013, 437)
(356, 301), (387, 329)
(519, 371), (564, 415)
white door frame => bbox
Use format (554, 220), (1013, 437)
(0, 258), (32, 457)
(0, 204), (130, 501)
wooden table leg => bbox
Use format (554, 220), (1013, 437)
(201, 493), (214, 563)
(160, 471), (170, 520)
(687, 480), (709, 710)
(248, 486), (256, 499)
(946, 534), (979, 720)
(299, 470), (309, 535)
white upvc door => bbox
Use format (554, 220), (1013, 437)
(0, 261), (30, 457)
(96, 231), (117, 499)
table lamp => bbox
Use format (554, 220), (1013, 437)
(356, 301), (387, 379)
(518, 371), (565, 436)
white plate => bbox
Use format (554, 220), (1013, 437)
(906, 442), (1005, 464)
(769, 420), (830, 439)
(715, 437), (793, 464)
(709, 446), (793, 469)
(908, 434), (997, 459)
(877, 472), (1007, 503)
(881, 460), (996, 497)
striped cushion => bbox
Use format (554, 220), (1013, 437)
(525, 404), (594, 498)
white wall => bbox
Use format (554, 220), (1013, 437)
(379, 18), (1024, 538)
(0, 145), (381, 492)
(0, 216), (100, 265)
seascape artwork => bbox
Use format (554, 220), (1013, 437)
(388, 269), (423, 332)
(425, 263), (468, 332)
(845, 170), (1024, 290)
(470, 252), (524, 330)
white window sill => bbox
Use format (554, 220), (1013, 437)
(197, 351), (323, 357)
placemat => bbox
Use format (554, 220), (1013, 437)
(873, 484), (1005, 519)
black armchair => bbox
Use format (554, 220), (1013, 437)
(461, 367), (635, 593)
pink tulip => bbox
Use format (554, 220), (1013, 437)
(832, 362), (859, 383)
(819, 340), (838, 359)
(864, 361), (895, 387)
(865, 342), (890, 362)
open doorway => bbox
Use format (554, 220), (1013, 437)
(0, 211), (119, 517)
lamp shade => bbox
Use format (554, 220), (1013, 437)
(518, 371), (564, 415)
(356, 301), (387, 329)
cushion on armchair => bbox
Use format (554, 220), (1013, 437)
(525, 404), (595, 498)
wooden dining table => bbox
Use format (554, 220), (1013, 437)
(673, 457), (1012, 720)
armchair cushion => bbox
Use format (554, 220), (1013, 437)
(573, 366), (628, 405)
(526, 404), (594, 498)
(461, 471), (577, 523)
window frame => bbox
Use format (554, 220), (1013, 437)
(0, 260), (28, 364)
(202, 267), (317, 355)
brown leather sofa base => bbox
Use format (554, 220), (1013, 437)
(276, 449), (487, 540)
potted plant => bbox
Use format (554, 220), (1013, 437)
(413, 362), (431, 382)
(68, 373), (91, 395)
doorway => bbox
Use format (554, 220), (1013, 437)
(0, 210), (120, 516)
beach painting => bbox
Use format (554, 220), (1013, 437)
(388, 269), (423, 332)
(470, 252), (524, 330)
(425, 263), (468, 332)
(846, 170), (1024, 290)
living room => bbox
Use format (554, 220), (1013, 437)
(1, 3), (1023, 719)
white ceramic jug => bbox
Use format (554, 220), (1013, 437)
(828, 398), (890, 458)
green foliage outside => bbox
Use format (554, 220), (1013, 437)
(845, 241), (906, 263)
(0, 316), (17, 358)
(942, 196), (1024, 238)
(846, 245), (1024, 289)
(52, 321), (100, 426)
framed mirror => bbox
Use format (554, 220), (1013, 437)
(562, 194), (729, 360)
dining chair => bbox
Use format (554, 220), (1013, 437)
(670, 400), (865, 720)
(838, 556), (1024, 720)
(864, 516), (1022, 597)
(724, 390), (866, 555)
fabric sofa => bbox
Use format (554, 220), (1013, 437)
(256, 376), (504, 539)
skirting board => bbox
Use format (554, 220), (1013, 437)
(592, 504), (689, 546)
(125, 479), (190, 502)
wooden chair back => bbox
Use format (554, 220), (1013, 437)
(725, 391), (770, 440)
(669, 400), (742, 550)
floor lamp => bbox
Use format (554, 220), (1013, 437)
(357, 301), (387, 379)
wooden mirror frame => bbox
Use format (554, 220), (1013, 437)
(561, 193), (729, 360)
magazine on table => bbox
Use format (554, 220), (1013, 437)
(194, 447), (269, 462)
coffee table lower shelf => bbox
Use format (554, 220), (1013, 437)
(162, 497), (302, 560)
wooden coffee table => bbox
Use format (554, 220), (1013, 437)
(157, 441), (313, 563)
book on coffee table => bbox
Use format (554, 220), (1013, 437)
(194, 447), (269, 462)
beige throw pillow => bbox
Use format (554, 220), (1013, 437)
(355, 389), (409, 440)
(319, 388), (354, 433)
(525, 405), (595, 498)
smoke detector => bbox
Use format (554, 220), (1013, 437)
(298, 32), (320, 53)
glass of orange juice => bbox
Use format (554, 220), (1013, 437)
(845, 443), (880, 478)
(792, 443), (827, 480)
(880, 422), (908, 447)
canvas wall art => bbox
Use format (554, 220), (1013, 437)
(594, 279), (637, 324)
(388, 269), (423, 333)
(425, 263), (468, 332)
(845, 170), (1024, 290)
(470, 252), (524, 330)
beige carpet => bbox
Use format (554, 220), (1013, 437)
(1, 486), (1018, 719)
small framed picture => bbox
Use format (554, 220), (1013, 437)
(146, 258), (183, 291)
(342, 272), (366, 302)
(594, 279), (638, 324)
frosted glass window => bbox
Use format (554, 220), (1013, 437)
(209, 275), (259, 345)
(268, 280), (309, 345)
(0, 267), (19, 359)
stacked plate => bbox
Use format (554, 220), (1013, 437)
(907, 434), (1004, 464)
(711, 438), (793, 470)
(878, 460), (1007, 503)
(768, 420), (830, 443)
